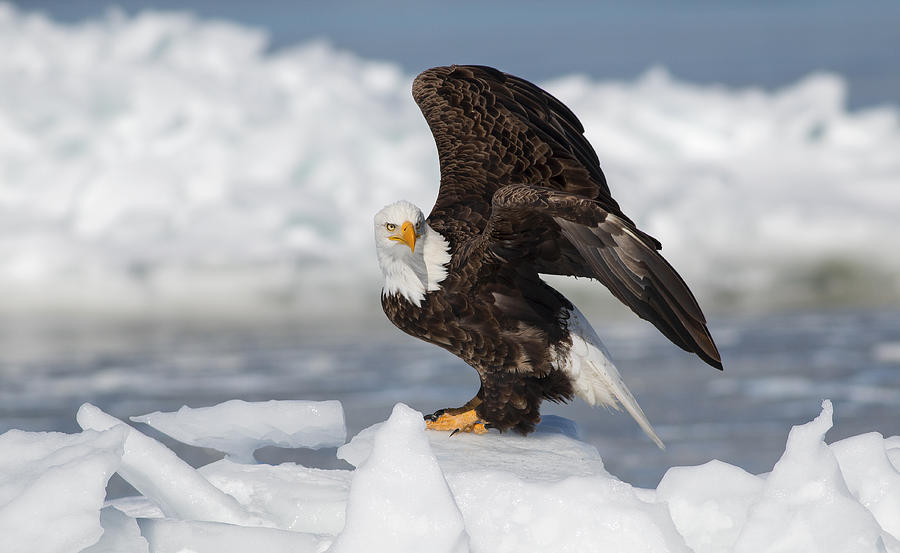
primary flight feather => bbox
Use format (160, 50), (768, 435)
(374, 65), (721, 447)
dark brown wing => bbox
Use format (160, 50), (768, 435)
(414, 65), (721, 370)
(481, 185), (722, 370)
(413, 65), (646, 247)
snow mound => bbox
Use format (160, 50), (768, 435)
(198, 459), (351, 535)
(76, 403), (266, 527)
(732, 401), (896, 553)
(338, 413), (606, 481)
(657, 460), (764, 552)
(331, 403), (469, 553)
(0, 426), (125, 553)
(1, 5), (900, 317)
(339, 412), (684, 551)
(131, 399), (346, 463)
(1, 400), (898, 553)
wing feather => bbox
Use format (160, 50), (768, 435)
(413, 65), (622, 246)
(485, 185), (722, 370)
(412, 65), (721, 370)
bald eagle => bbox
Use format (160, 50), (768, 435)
(374, 65), (721, 448)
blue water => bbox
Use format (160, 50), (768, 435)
(2, 310), (898, 492)
(13, 0), (900, 109)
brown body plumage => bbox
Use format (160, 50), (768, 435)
(375, 65), (721, 439)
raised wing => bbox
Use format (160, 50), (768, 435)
(413, 65), (635, 247)
(482, 185), (722, 370)
(414, 65), (721, 370)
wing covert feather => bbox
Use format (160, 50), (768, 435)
(413, 65), (623, 246)
(483, 185), (722, 370)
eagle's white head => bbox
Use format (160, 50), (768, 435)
(374, 201), (451, 306)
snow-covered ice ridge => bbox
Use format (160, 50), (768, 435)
(131, 399), (346, 463)
(1, 399), (898, 553)
(2, 4), (900, 317)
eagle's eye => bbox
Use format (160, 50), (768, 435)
(415, 221), (422, 230)
(385, 223), (397, 232)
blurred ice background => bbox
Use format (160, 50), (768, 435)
(1, 0), (899, 490)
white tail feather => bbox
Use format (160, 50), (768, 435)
(557, 308), (665, 449)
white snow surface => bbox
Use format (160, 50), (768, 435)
(131, 399), (346, 463)
(76, 403), (267, 528)
(330, 403), (469, 553)
(1, 4), (899, 318)
(0, 426), (125, 553)
(1, 399), (899, 553)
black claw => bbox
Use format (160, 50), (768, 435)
(449, 428), (461, 437)
(424, 408), (447, 422)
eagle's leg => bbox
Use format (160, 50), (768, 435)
(476, 370), (574, 435)
(424, 396), (489, 434)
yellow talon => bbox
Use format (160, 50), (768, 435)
(425, 409), (489, 435)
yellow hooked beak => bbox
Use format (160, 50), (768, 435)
(389, 220), (418, 253)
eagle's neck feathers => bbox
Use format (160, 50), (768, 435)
(379, 224), (451, 306)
